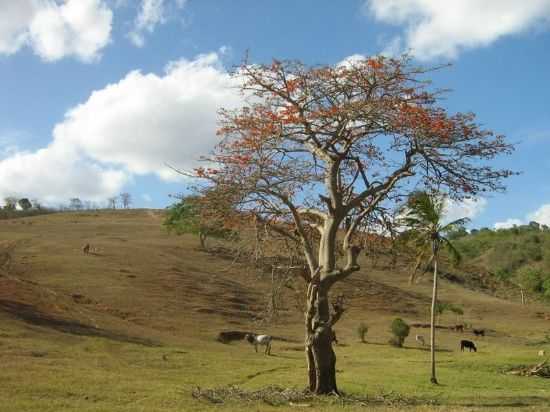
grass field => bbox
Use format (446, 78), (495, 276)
(2, 210), (550, 411)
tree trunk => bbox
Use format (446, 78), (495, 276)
(430, 255), (439, 385)
(305, 283), (338, 394)
(520, 287), (526, 305)
(199, 231), (207, 249)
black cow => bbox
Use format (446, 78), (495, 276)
(460, 340), (477, 352)
(473, 329), (485, 337)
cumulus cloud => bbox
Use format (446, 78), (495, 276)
(54, 51), (241, 180)
(336, 54), (367, 68)
(528, 204), (550, 226)
(365, 0), (550, 59)
(0, 51), (241, 204)
(0, 0), (112, 62)
(0, 143), (128, 204)
(443, 197), (487, 224)
(128, 0), (186, 47)
(494, 218), (524, 230)
(493, 203), (550, 229)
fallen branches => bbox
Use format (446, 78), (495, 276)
(505, 361), (550, 378)
(190, 385), (435, 407)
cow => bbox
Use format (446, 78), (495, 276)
(415, 335), (426, 346)
(460, 340), (477, 352)
(245, 333), (273, 355)
(473, 329), (485, 337)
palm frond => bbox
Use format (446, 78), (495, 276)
(441, 217), (470, 234)
(442, 237), (462, 266)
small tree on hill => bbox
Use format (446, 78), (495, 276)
(17, 198), (32, 211)
(357, 322), (369, 343)
(120, 192), (132, 209)
(69, 198), (83, 211)
(31, 199), (41, 210)
(390, 318), (410, 347)
(164, 194), (233, 248)
(107, 197), (118, 209)
(192, 56), (513, 394)
(3, 197), (17, 211)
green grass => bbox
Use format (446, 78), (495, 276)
(2, 210), (550, 411)
(3, 321), (550, 411)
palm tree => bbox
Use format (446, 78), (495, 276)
(402, 191), (468, 384)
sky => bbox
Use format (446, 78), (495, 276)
(0, 0), (549, 229)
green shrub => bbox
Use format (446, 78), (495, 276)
(357, 322), (368, 343)
(389, 318), (410, 348)
(519, 266), (546, 293)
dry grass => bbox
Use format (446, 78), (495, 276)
(1, 210), (550, 411)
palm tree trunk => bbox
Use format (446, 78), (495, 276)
(430, 254), (439, 384)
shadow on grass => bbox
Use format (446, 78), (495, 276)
(0, 300), (160, 347)
(401, 345), (453, 353)
(457, 397), (550, 408)
(355, 341), (452, 353)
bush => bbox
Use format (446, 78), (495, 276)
(357, 322), (368, 343)
(389, 318), (410, 348)
(388, 336), (402, 347)
(519, 266), (546, 293)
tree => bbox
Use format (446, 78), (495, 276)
(17, 198), (32, 211)
(402, 191), (468, 385)
(357, 322), (369, 343)
(390, 318), (410, 347)
(107, 197), (118, 209)
(3, 197), (17, 211)
(164, 194), (233, 248)
(31, 199), (42, 210)
(69, 198), (83, 211)
(193, 56), (513, 394)
(120, 192), (132, 209)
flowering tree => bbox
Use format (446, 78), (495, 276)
(194, 56), (513, 394)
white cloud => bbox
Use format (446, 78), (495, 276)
(365, 0), (550, 60)
(336, 54), (367, 68)
(494, 218), (524, 230)
(380, 35), (403, 57)
(528, 204), (550, 226)
(0, 51), (241, 204)
(142, 193), (153, 202)
(128, 0), (186, 47)
(443, 197), (487, 224)
(0, 143), (128, 204)
(492, 203), (550, 229)
(54, 51), (241, 180)
(0, 0), (112, 62)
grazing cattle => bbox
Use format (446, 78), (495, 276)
(82, 243), (90, 254)
(460, 340), (477, 352)
(454, 324), (464, 333)
(245, 333), (272, 355)
(539, 350), (546, 357)
(415, 335), (426, 346)
(473, 329), (485, 337)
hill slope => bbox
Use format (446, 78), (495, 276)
(2, 210), (550, 411)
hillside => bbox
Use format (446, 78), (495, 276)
(451, 223), (550, 302)
(2, 210), (550, 411)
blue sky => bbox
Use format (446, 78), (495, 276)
(0, 0), (549, 229)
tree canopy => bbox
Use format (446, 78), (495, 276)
(192, 55), (514, 394)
